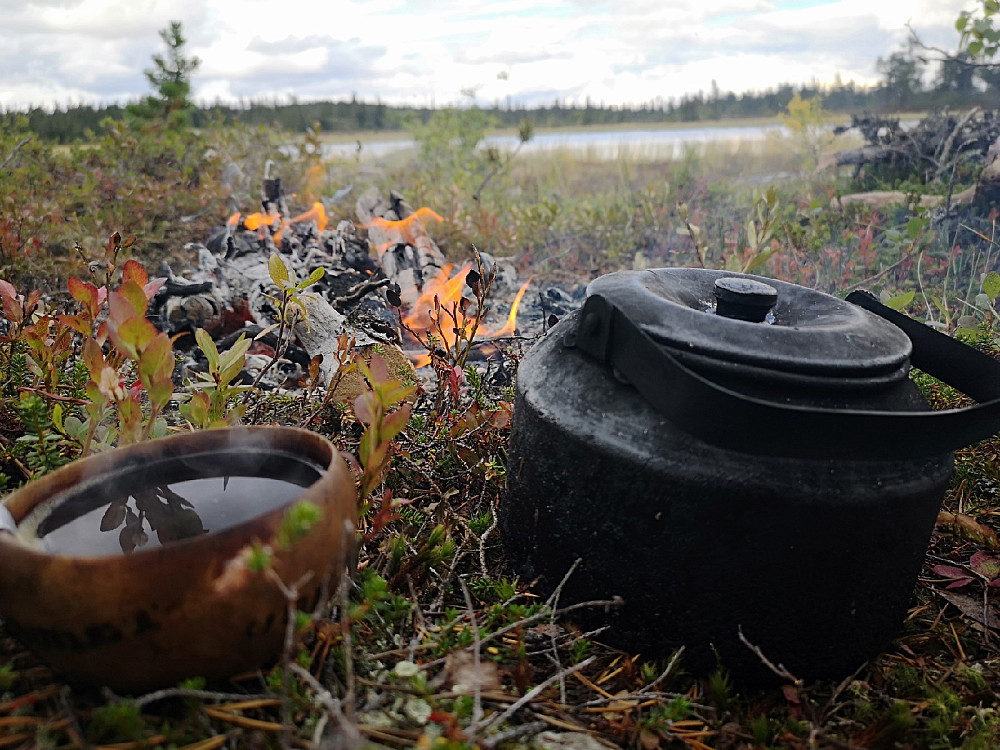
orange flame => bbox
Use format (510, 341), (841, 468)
(402, 265), (531, 367)
(289, 201), (328, 233)
(243, 212), (280, 231)
(364, 207), (444, 257)
(273, 201), (327, 244)
(301, 164), (325, 204)
(403, 263), (471, 332)
(488, 277), (532, 339)
(227, 212), (241, 228)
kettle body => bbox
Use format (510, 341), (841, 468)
(500, 269), (963, 682)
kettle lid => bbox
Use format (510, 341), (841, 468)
(587, 268), (912, 379)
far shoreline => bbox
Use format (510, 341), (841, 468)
(312, 111), (927, 145)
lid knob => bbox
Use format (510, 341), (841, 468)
(714, 277), (778, 323)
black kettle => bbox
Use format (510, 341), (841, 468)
(500, 268), (1000, 682)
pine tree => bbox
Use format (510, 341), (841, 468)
(127, 21), (200, 128)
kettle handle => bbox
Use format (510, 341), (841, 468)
(566, 290), (1000, 460)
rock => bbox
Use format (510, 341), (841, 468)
(533, 731), (609, 750)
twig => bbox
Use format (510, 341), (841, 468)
(637, 646), (685, 695)
(110, 686), (269, 709)
(580, 691), (712, 711)
(332, 277), (391, 310)
(288, 663), (362, 749)
(473, 139), (526, 203)
(935, 106), (981, 181)
(479, 720), (549, 749)
(266, 569), (313, 749)
(0, 137), (31, 171)
(339, 566), (357, 722)
(478, 505), (499, 577)
(908, 24), (1000, 70)
(546, 562), (579, 705)
(57, 686), (86, 746)
(842, 248), (919, 293)
(17, 387), (88, 405)
(475, 656), (596, 733)
(459, 578), (485, 732)
(737, 626), (802, 685)
(417, 596), (621, 671)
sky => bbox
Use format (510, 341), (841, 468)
(0, 0), (979, 112)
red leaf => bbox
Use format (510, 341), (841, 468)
(68, 276), (98, 310)
(970, 551), (1000, 580)
(121, 259), (148, 287)
(353, 392), (376, 425)
(932, 564), (969, 579)
(107, 289), (138, 326)
(116, 280), (148, 318)
(143, 276), (166, 300)
(2, 295), (22, 324)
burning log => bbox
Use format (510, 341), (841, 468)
(356, 187), (447, 307)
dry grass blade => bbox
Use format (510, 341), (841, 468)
(202, 707), (286, 732)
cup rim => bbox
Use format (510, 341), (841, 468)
(0, 425), (342, 564)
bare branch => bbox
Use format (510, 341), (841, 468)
(0, 137), (31, 171)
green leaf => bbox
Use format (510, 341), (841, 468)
(62, 415), (85, 441)
(956, 15), (968, 32)
(957, 314), (980, 331)
(746, 220), (758, 250)
(301, 266), (325, 288)
(195, 327), (219, 370)
(52, 403), (64, 434)
(969, 39), (984, 56)
(219, 356), (248, 389)
(117, 280), (149, 318)
(885, 290), (915, 311)
(180, 390), (211, 428)
(744, 245), (779, 273)
(268, 253), (290, 287)
(983, 271), (1000, 302)
(139, 333), (175, 393)
(906, 216), (927, 240)
(147, 380), (174, 411)
(217, 334), (252, 384)
(118, 316), (158, 353)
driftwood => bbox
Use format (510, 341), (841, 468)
(825, 110), (1000, 212)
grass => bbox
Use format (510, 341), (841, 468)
(1, 114), (1000, 747)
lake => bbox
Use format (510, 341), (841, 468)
(322, 123), (790, 161)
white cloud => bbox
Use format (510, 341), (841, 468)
(0, 0), (982, 111)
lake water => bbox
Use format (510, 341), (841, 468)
(322, 123), (789, 161)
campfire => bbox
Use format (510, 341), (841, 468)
(155, 182), (553, 392)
